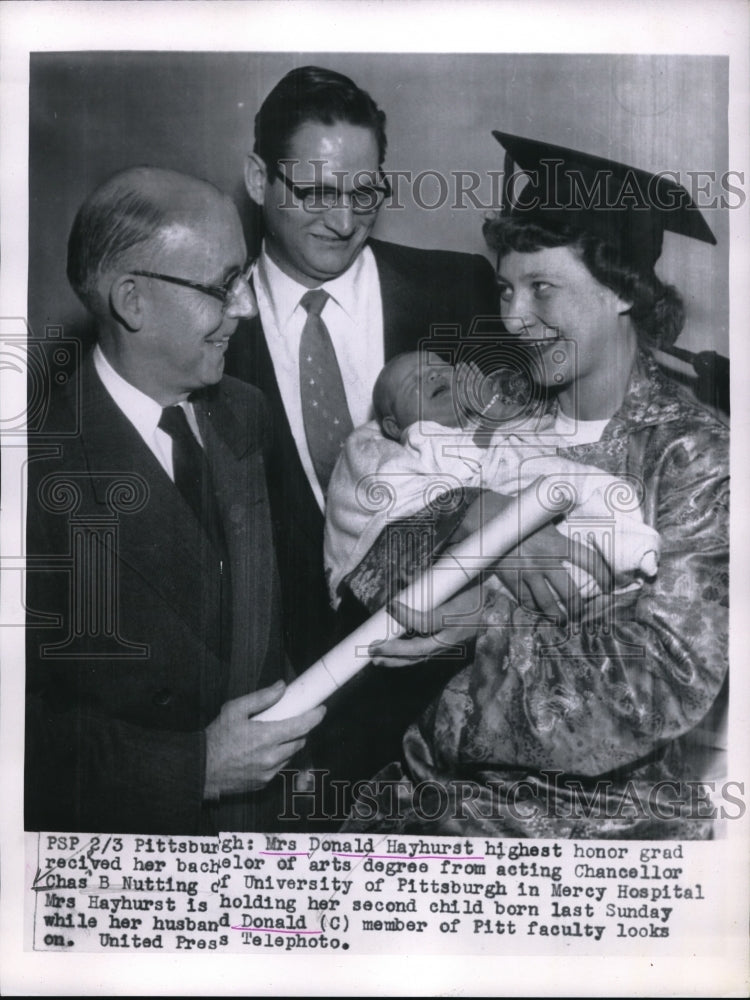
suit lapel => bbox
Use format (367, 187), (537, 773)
(370, 239), (427, 358)
(229, 313), (323, 541)
(77, 359), (223, 649)
(195, 383), (272, 694)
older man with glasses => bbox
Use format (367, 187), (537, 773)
(226, 67), (497, 805)
(25, 166), (325, 834)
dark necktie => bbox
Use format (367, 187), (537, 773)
(299, 289), (354, 493)
(158, 405), (227, 558)
(158, 404), (232, 666)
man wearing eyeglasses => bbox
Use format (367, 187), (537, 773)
(226, 66), (497, 801)
(25, 166), (325, 834)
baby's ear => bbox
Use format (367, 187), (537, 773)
(381, 414), (401, 441)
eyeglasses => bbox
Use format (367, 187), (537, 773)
(131, 260), (255, 311)
(274, 166), (391, 214)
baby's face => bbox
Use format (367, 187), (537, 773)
(385, 352), (464, 431)
(381, 352), (535, 438)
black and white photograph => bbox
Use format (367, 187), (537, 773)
(1, 1), (748, 995)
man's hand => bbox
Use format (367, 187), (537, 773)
(203, 681), (325, 800)
(368, 581), (489, 668)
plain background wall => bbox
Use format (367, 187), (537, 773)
(28, 51), (729, 356)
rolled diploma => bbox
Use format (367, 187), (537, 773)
(257, 479), (558, 721)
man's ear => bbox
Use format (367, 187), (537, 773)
(381, 414), (402, 442)
(245, 153), (269, 208)
(109, 275), (144, 332)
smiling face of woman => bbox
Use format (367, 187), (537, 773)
(496, 244), (638, 420)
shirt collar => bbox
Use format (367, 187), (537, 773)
(548, 350), (689, 461)
(258, 241), (369, 326)
(604, 349), (687, 438)
(93, 343), (168, 439)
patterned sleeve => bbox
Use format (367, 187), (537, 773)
(340, 486), (483, 612)
(439, 417), (729, 777)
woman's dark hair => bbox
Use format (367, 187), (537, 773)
(254, 65), (387, 169)
(483, 215), (685, 349)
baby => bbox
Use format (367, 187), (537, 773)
(324, 351), (660, 608)
(372, 350), (541, 443)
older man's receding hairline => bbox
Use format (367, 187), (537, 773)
(67, 166), (236, 312)
(101, 166), (232, 226)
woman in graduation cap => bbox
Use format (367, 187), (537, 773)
(342, 134), (728, 840)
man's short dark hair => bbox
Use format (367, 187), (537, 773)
(254, 65), (387, 169)
(483, 216), (685, 350)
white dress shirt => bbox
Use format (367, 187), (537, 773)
(554, 408), (609, 446)
(255, 243), (385, 510)
(93, 344), (202, 481)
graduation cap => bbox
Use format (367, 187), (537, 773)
(492, 131), (716, 268)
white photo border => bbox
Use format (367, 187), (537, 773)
(1, 1), (749, 996)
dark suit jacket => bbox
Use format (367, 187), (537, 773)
(224, 240), (498, 803)
(25, 356), (289, 834)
